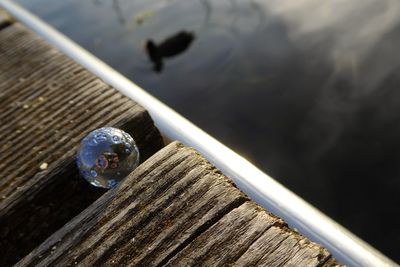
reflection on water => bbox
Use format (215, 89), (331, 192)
(146, 31), (195, 72)
(17, 0), (400, 261)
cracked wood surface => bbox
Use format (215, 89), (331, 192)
(0, 7), (343, 267)
(17, 142), (340, 267)
(0, 19), (163, 266)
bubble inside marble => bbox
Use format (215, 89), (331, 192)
(76, 127), (140, 188)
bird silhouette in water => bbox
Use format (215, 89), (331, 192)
(145, 31), (195, 72)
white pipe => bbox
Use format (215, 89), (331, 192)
(0, 1), (396, 266)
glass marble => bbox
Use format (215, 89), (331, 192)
(76, 127), (140, 188)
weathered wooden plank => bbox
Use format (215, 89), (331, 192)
(0, 22), (164, 266)
(166, 203), (332, 267)
(165, 202), (283, 266)
(235, 226), (331, 266)
(17, 142), (339, 267)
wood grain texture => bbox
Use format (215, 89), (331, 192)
(17, 142), (340, 267)
(0, 22), (164, 266)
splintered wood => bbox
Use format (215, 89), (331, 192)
(0, 7), (342, 267)
(0, 20), (163, 266)
(17, 142), (339, 267)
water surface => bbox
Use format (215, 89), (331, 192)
(17, 0), (400, 261)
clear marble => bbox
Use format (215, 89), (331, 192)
(76, 127), (140, 188)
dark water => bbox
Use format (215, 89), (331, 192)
(17, 0), (400, 261)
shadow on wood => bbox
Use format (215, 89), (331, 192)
(0, 21), (164, 266)
(17, 142), (340, 267)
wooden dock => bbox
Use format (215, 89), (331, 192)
(0, 9), (341, 266)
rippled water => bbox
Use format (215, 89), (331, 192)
(17, 0), (400, 261)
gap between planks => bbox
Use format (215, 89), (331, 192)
(17, 142), (342, 267)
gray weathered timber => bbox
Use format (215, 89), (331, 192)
(0, 22), (164, 266)
(17, 142), (340, 267)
